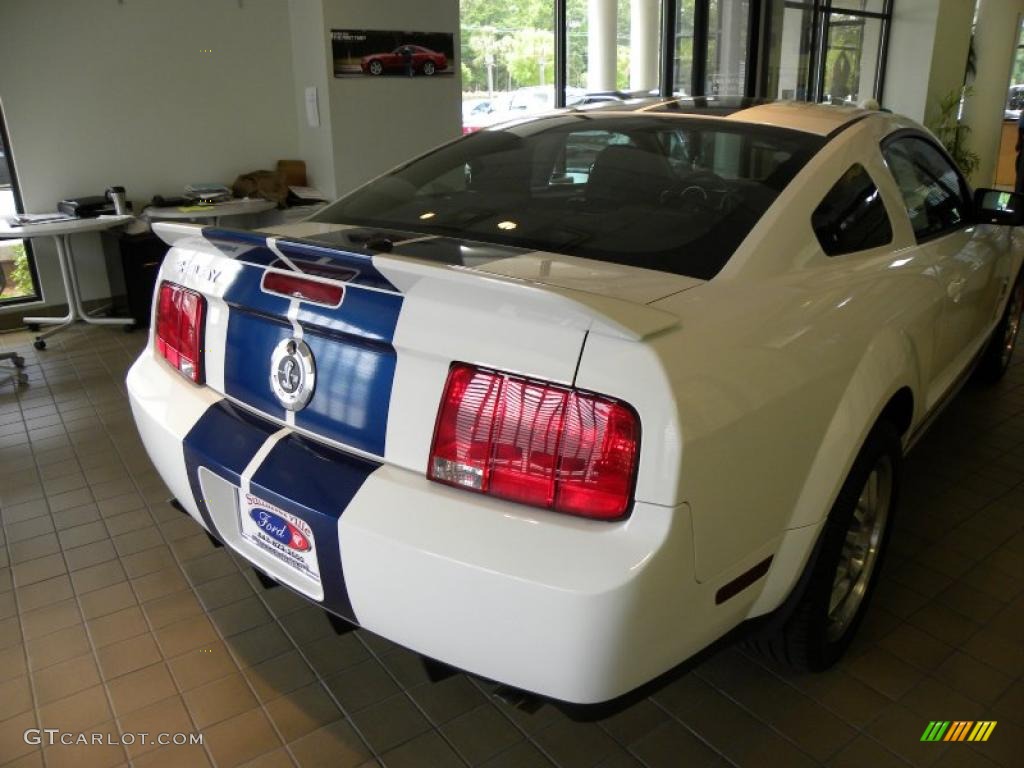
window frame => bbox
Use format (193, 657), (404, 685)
(758, 0), (893, 104)
(879, 129), (975, 245)
(811, 161), (894, 257)
(0, 106), (42, 307)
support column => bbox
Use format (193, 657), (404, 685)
(857, 15), (881, 103)
(715, 0), (744, 94)
(882, 0), (972, 123)
(630, 0), (659, 92)
(965, 0), (1024, 186)
(588, 0), (618, 91)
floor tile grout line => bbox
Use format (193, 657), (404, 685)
(27, 337), (173, 768)
(460, 677), (563, 768)
(6, 331), (220, 767)
(644, 697), (749, 768)
(0, 442), (46, 766)
(4, 349), (93, 768)
(233, 544), (423, 768)
(332, 624), (475, 767)
(698, 651), (912, 767)
(10, 347), (137, 766)
(85, 346), (265, 768)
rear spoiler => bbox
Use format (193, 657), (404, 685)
(152, 222), (681, 342)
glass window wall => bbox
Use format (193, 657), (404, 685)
(459, 0), (893, 132)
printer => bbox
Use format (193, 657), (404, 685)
(57, 195), (132, 218)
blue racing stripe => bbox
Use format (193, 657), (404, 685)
(249, 433), (380, 621)
(181, 401), (375, 623)
(219, 263), (402, 456)
(182, 400), (280, 531)
(223, 310), (291, 423)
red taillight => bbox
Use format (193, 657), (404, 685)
(428, 364), (640, 520)
(262, 271), (344, 306)
(155, 281), (206, 383)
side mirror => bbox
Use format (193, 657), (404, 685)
(975, 188), (1024, 226)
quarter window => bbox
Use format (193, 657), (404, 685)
(882, 136), (969, 240)
(812, 163), (893, 256)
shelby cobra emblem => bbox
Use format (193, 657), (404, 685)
(269, 337), (316, 411)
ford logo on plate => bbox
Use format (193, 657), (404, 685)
(249, 508), (311, 552)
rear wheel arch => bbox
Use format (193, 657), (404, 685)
(788, 330), (918, 532)
(746, 335), (919, 618)
(748, 419), (901, 670)
(878, 385), (914, 439)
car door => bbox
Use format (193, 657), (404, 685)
(880, 132), (1002, 399)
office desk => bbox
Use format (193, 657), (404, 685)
(143, 198), (276, 227)
(0, 215), (135, 349)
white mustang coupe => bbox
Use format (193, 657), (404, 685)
(128, 99), (1024, 704)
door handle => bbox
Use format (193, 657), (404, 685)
(947, 276), (966, 302)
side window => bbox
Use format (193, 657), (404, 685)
(882, 136), (969, 240)
(812, 163), (893, 256)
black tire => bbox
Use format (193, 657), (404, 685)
(422, 61), (436, 75)
(367, 60), (383, 75)
(33, 339), (46, 350)
(749, 421), (901, 671)
(975, 272), (1023, 384)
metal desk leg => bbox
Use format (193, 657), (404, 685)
(23, 234), (79, 348)
(63, 234), (133, 328)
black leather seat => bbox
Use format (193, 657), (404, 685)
(586, 145), (677, 206)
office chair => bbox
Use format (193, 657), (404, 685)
(0, 266), (28, 388)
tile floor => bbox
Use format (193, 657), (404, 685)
(0, 324), (1021, 768)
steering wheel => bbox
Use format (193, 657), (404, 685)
(661, 169), (727, 209)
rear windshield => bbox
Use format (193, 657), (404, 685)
(313, 115), (824, 279)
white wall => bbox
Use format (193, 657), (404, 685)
(321, 0), (462, 194)
(287, 0), (337, 199)
(0, 0), (300, 314)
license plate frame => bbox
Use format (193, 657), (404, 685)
(238, 492), (322, 591)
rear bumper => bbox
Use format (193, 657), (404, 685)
(127, 351), (731, 703)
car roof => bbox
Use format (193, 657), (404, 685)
(567, 97), (878, 137)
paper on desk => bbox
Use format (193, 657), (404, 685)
(8, 212), (73, 225)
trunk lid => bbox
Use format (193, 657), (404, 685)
(154, 221), (695, 466)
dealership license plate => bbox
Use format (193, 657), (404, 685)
(239, 493), (321, 587)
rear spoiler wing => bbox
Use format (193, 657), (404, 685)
(152, 221), (681, 342)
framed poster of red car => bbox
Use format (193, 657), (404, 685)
(332, 29), (455, 78)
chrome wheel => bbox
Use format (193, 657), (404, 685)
(369, 60), (383, 75)
(423, 61), (436, 75)
(827, 455), (892, 642)
(1000, 282), (1023, 369)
